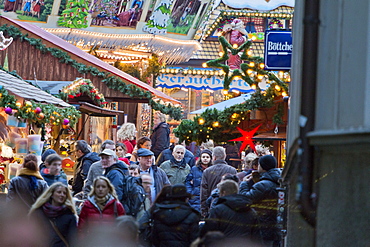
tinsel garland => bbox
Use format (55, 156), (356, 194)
(0, 87), (81, 126)
(0, 25), (183, 121)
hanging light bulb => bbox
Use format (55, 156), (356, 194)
(212, 121), (220, 128)
(232, 44), (238, 49)
(275, 85), (281, 91)
(249, 62), (255, 67)
(259, 63), (265, 69)
(202, 63), (208, 68)
(251, 84), (257, 90)
(198, 118), (205, 125)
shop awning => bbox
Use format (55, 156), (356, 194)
(253, 132), (286, 141)
(76, 102), (124, 117)
(0, 70), (71, 107)
(0, 16), (180, 105)
(190, 93), (252, 114)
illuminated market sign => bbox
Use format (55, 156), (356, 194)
(157, 73), (267, 92)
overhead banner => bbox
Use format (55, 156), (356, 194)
(218, 0), (294, 10)
(156, 73), (267, 92)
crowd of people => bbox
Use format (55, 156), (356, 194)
(1, 111), (282, 246)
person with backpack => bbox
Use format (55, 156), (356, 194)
(78, 176), (125, 241)
(100, 149), (127, 203)
(239, 155), (282, 246)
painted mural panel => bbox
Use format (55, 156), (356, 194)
(0, 0), (51, 22)
(167, 0), (200, 34)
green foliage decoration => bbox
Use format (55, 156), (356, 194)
(0, 87), (81, 126)
(0, 24), (183, 120)
(174, 90), (286, 145)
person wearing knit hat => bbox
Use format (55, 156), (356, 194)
(258, 155), (277, 172)
(41, 149), (57, 163)
(185, 149), (213, 212)
(239, 154), (281, 245)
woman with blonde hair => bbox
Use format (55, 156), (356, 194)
(7, 154), (48, 213)
(29, 182), (77, 247)
(78, 176), (125, 238)
(150, 111), (170, 159)
(117, 122), (137, 154)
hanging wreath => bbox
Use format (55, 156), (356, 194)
(60, 78), (107, 107)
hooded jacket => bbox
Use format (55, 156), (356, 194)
(40, 167), (68, 186)
(104, 161), (129, 202)
(72, 151), (100, 195)
(78, 195), (125, 231)
(150, 122), (170, 158)
(201, 194), (259, 239)
(239, 168), (281, 241)
(151, 201), (200, 247)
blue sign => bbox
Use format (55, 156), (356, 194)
(264, 30), (292, 70)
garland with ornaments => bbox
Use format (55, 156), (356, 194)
(60, 78), (107, 107)
(58, 0), (89, 28)
(0, 25), (183, 121)
(173, 91), (286, 145)
(0, 86), (81, 126)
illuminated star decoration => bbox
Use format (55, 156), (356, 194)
(206, 35), (286, 92)
(229, 124), (262, 153)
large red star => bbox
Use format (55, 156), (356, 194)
(229, 124), (262, 153)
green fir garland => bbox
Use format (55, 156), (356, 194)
(0, 25), (183, 120)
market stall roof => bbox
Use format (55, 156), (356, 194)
(0, 16), (180, 105)
(77, 102), (124, 117)
(44, 28), (202, 65)
(190, 93), (252, 114)
(253, 132), (286, 141)
(0, 70), (71, 107)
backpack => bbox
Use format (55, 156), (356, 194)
(122, 176), (147, 218)
(111, 168), (147, 218)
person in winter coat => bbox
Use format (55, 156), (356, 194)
(239, 155), (281, 246)
(147, 184), (200, 247)
(206, 173), (239, 212)
(71, 140), (100, 195)
(200, 146), (237, 217)
(117, 122), (137, 155)
(150, 111), (170, 159)
(201, 180), (260, 242)
(137, 148), (170, 202)
(28, 182), (77, 247)
(78, 176), (125, 239)
(83, 140), (118, 197)
(7, 154), (48, 214)
(159, 145), (191, 185)
(185, 149), (212, 212)
(41, 154), (67, 186)
(100, 149), (129, 203)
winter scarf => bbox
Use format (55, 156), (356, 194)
(42, 202), (68, 218)
(18, 167), (44, 190)
(94, 195), (110, 211)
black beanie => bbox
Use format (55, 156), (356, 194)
(259, 155), (277, 171)
(200, 149), (212, 158)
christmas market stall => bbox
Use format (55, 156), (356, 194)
(0, 16), (182, 145)
(0, 68), (80, 190)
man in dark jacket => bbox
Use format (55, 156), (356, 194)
(239, 155), (281, 246)
(72, 140), (100, 195)
(155, 146), (196, 167)
(101, 149), (129, 202)
(201, 180), (260, 242)
(200, 146), (237, 217)
(137, 148), (170, 202)
(150, 111), (170, 159)
(151, 184), (200, 247)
